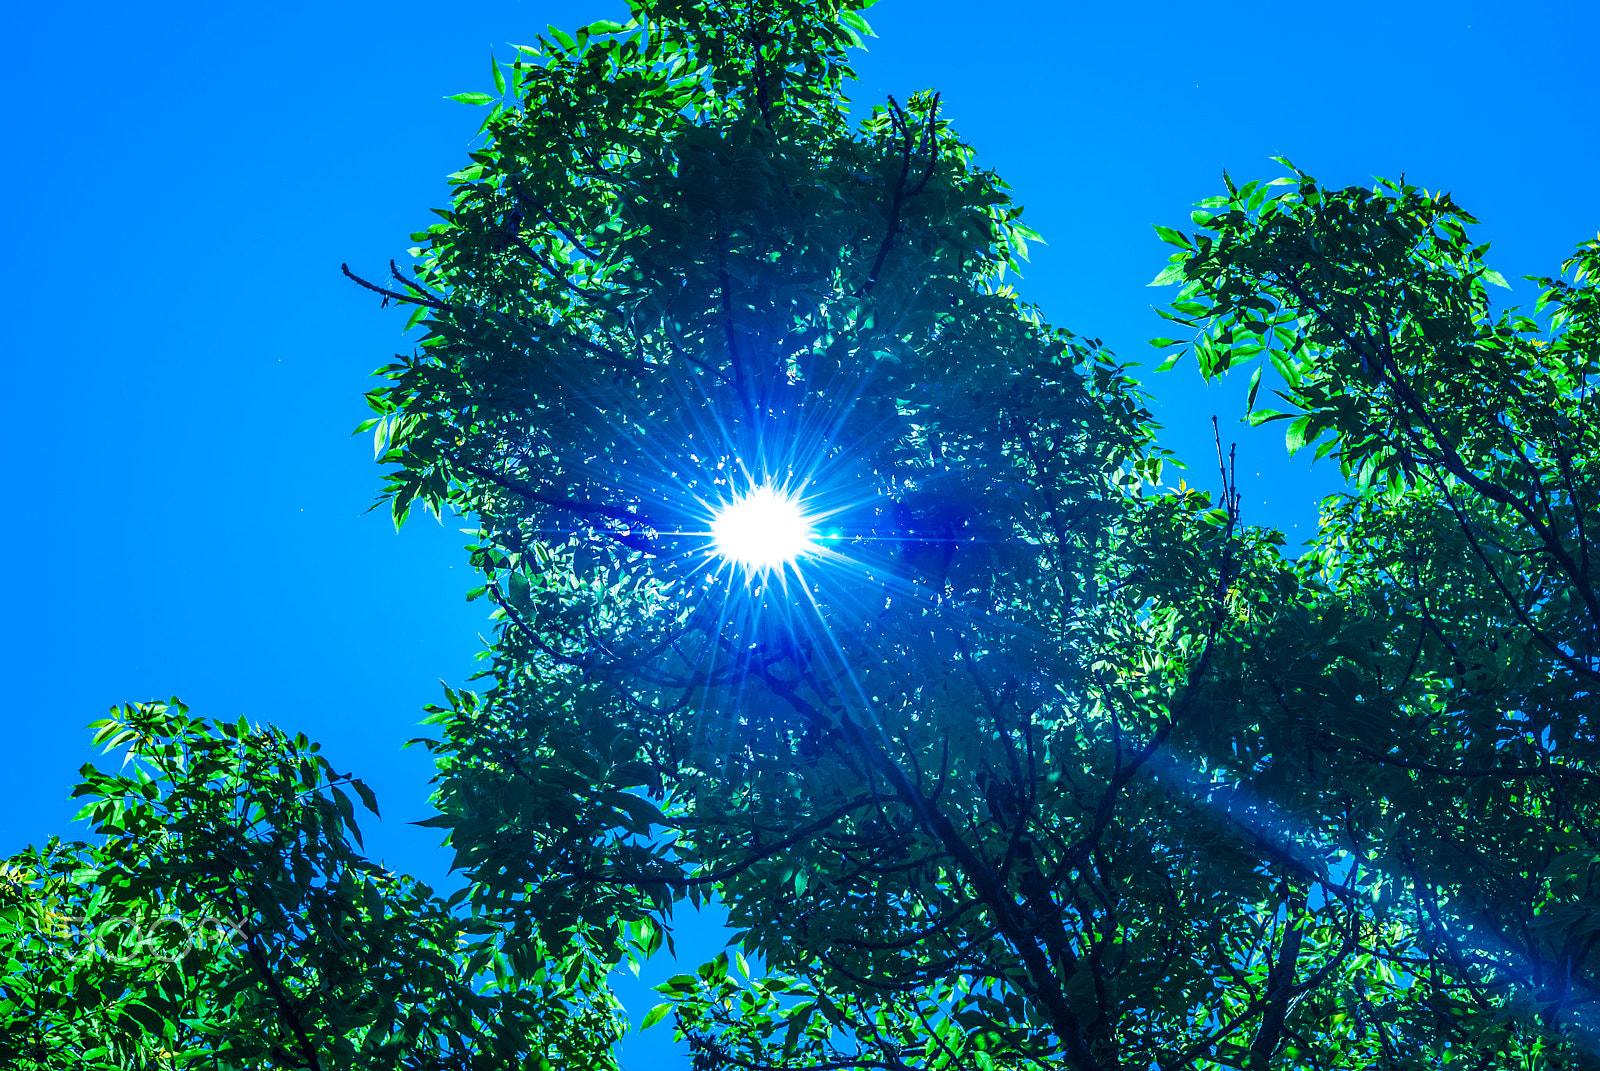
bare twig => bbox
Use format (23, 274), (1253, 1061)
(342, 263), (449, 312)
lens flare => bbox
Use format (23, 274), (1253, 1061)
(711, 485), (816, 571)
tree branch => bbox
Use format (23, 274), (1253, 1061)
(458, 460), (661, 555)
(858, 94), (940, 298)
(227, 891), (323, 1071)
(341, 262), (450, 312)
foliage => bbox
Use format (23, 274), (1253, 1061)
(0, 701), (623, 1070)
(11, 0), (1600, 1068)
(339, 0), (1600, 1063)
(1143, 173), (1600, 1068)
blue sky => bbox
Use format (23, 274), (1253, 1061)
(2, 1), (1595, 1067)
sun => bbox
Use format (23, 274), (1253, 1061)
(711, 484), (817, 572)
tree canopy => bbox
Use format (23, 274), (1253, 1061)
(6, 0), (1599, 1068)
(0, 701), (625, 1069)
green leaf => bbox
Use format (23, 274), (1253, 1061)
(350, 778), (381, 817)
(491, 53), (506, 96)
(602, 790), (665, 831)
(1245, 364), (1263, 413)
(331, 784), (356, 828)
(783, 1002), (817, 1057)
(547, 25), (578, 52)
(1147, 262), (1186, 287)
(1268, 347), (1301, 389)
(657, 973), (699, 994)
(640, 1002), (674, 1030)
(1482, 268), (1511, 288)
(839, 9), (875, 36)
(1151, 224), (1193, 249)
(445, 92), (495, 105)
(1285, 413), (1315, 453)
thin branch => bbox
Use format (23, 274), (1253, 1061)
(458, 460), (660, 555)
(1436, 479), (1600, 685)
(570, 797), (878, 891)
(341, 263), (449, 312)
(514, 187), (604, 260)
(858, 94), (941, 298)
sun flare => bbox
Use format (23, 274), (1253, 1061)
(710, 485), (816, 572)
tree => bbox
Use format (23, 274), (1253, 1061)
(345, 0), (1600, 1063)
(0, 701), (624, 1069)
(346, 0), (1206, 1067)
(1142, 177), (1600, 1067)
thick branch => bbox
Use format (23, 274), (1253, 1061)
(1250, 883), (1307, 1063)
(228, 892), (323, 1071)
